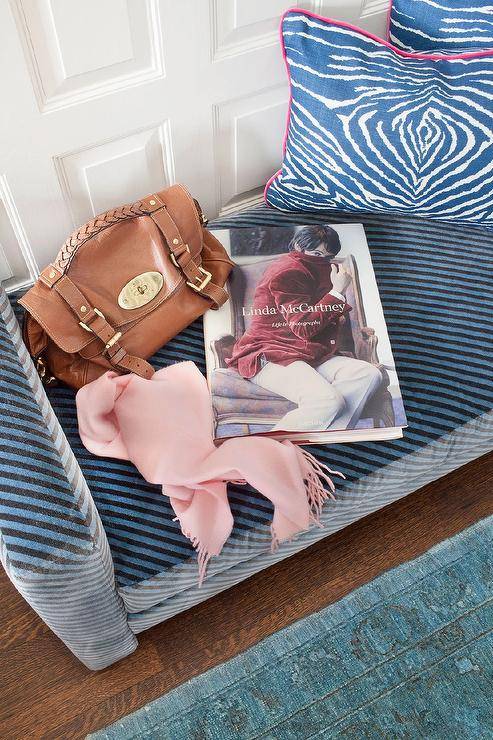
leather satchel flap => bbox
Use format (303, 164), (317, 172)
(20, 185), (203, 354)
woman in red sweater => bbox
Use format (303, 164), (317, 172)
(227, 226), (381, 432)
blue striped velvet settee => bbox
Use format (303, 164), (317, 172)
(1, 206), (492, 669)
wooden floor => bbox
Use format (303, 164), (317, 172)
(1, 452), (492, 739)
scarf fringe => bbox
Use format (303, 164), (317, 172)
(301, 447), (345, 524)
(196, 543), (211, 588)
(302, 448), (344, 528)
(271, 447), (345, 550)
(180, 448), (345, 584)
(178, 527), (212, 588)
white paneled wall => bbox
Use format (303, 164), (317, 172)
(0, 0), (389, 289)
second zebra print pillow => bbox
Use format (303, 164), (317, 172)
(388, 0), (493, 53)
(265, 9), (493, 227)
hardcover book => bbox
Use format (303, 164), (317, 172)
(204, 223), (407, 444)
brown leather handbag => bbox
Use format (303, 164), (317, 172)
(20, 184), (233, 389)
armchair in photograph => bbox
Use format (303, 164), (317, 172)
(210, 255), (395, 437)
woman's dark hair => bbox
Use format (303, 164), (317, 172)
(288, 225), (341, 256)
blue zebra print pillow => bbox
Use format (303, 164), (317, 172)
(389, 0), (493, 53)
(265, 10), (493, 226)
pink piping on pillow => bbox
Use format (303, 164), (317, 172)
(263, 7), (493, 206)
(263, 169), (282, 205)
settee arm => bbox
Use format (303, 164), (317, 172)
(0, 288), (137, 669)
(211, 334), (235, 369)
(354, 326), (379, 364)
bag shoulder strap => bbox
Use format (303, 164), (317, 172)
(150, 206), (228, 309)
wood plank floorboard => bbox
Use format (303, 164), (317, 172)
(0, 452), (492, 739)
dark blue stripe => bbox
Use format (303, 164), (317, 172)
(7, 205), (493, 586)
(0, 323), (95, 571)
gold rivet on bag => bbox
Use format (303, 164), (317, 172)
(149, 200), (156, 206)
(49, 270), (56, 278)
(173, 238), (179, 245)
(80, 305), (87, 313)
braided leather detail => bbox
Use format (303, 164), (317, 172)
(53, 201), (154, 273)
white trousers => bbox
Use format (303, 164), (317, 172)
(251, 356), (382, 432)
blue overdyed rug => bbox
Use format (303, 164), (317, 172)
(92, 516), (493, 739)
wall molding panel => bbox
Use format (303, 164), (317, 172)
(54, 123), (175, 226)
(213, 86), (288, 213)
(0, 247), (13, 283)
(361, 0), (390, 17)
(54, 123), (175, 225)
(210, 0), (323, 62)
(10, 0), (165, 113)
(218, 189), (264, 218)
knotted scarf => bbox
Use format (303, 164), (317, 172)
(76, 362), (343, 583)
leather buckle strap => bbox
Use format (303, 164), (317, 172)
(149, 204), (227, 308)
(79, 306), (105, 332)
(54, 275), (154, 380)
(105, 332), (123, 349)
(170, 244), (190, 268)
(169, 242), (225, 306)
(79, 307), (122, 349)
(104, 344), (154, 380)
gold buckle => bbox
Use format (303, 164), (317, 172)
(170, 243), (190, 268)
(105, 332), (122, 349)
(79, 308), (122, 348)
(187, 267), (212, 292)
(79, 307), (105, 333)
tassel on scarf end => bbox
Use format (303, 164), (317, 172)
(197, 545), (211, 588)
(298, 447), (343, 527)
(182, 530), (213, 588)
(301, 447), (346, 481)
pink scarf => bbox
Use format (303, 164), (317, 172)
(76, 362), (343, 583)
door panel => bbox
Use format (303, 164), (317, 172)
(1, 0), (389, 288)
(11, 0), (164, 112)
(54, 123), (174, 224)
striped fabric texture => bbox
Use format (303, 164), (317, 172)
(122, 206), (493, 625)
(8, 205), (490, 612)
(126, 410), (493, 633)
(3, 205), (493, 665)
(265, 10), (493, 226)
(389, 0), (493, 53)
(0, 290), (136, 669)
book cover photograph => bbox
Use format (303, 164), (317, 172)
(204, 223), (407, 445)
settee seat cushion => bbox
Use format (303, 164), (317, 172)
(11, 206), (493, 621)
